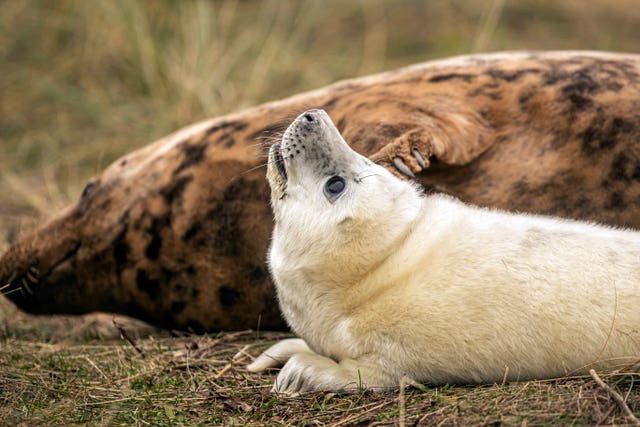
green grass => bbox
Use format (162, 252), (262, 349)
(2, 1), (640, 424)
(1, 331), (638, 426)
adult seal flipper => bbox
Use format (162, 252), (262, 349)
(2, 51), (640, 331)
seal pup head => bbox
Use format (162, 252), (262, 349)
(266, 109), (423, 284)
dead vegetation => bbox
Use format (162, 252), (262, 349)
(1, 330), (638, 426)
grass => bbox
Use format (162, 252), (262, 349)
(1, 330), (638, 426)
(2, 0), (640, 425)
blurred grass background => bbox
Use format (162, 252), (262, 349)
(2, 4), (640, 423)
(1, 0), (640, 248)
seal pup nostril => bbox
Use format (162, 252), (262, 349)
(303, 113), (315, 122)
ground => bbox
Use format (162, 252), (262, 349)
(2, 1), (640, 425)
(1, 330), (639, 426)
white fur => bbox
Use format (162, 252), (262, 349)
(247, 110), (640, 396)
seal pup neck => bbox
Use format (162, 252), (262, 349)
(266, 109), (423, 286)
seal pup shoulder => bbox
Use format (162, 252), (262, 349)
(248, 109), (640, 395)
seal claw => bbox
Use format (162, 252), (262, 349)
(412, 149), (426, 169)
(393, 157), (415, 178)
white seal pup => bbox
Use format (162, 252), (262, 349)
(247, 109), (640, 395)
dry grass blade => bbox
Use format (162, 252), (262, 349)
(590, 369), (640, 426)
(327, 400), (394, 427)
(398, 376), (407, 427)
(112, 317), (145, 358)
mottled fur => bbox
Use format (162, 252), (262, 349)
(248, 109), (640, 394)
(2, 51), (640, 331)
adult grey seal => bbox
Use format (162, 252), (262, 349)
(2, 51), (640, 332)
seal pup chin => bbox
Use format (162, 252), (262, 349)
(248, 109), (640, 396)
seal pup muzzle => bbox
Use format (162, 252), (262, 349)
(248, 109), (640, 396)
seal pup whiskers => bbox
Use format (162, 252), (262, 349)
(248, 109), (640, 395)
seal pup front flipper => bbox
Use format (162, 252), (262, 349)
(247, 338), (393, 395)
(247, 338), (311, 371)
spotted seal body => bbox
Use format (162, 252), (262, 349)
(2, 51), (640, 332)
(248, 109), (640, 394)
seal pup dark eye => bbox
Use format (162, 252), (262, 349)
(323, 176), (346, 202)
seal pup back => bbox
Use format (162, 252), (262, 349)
(248, 109), (640, 395)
